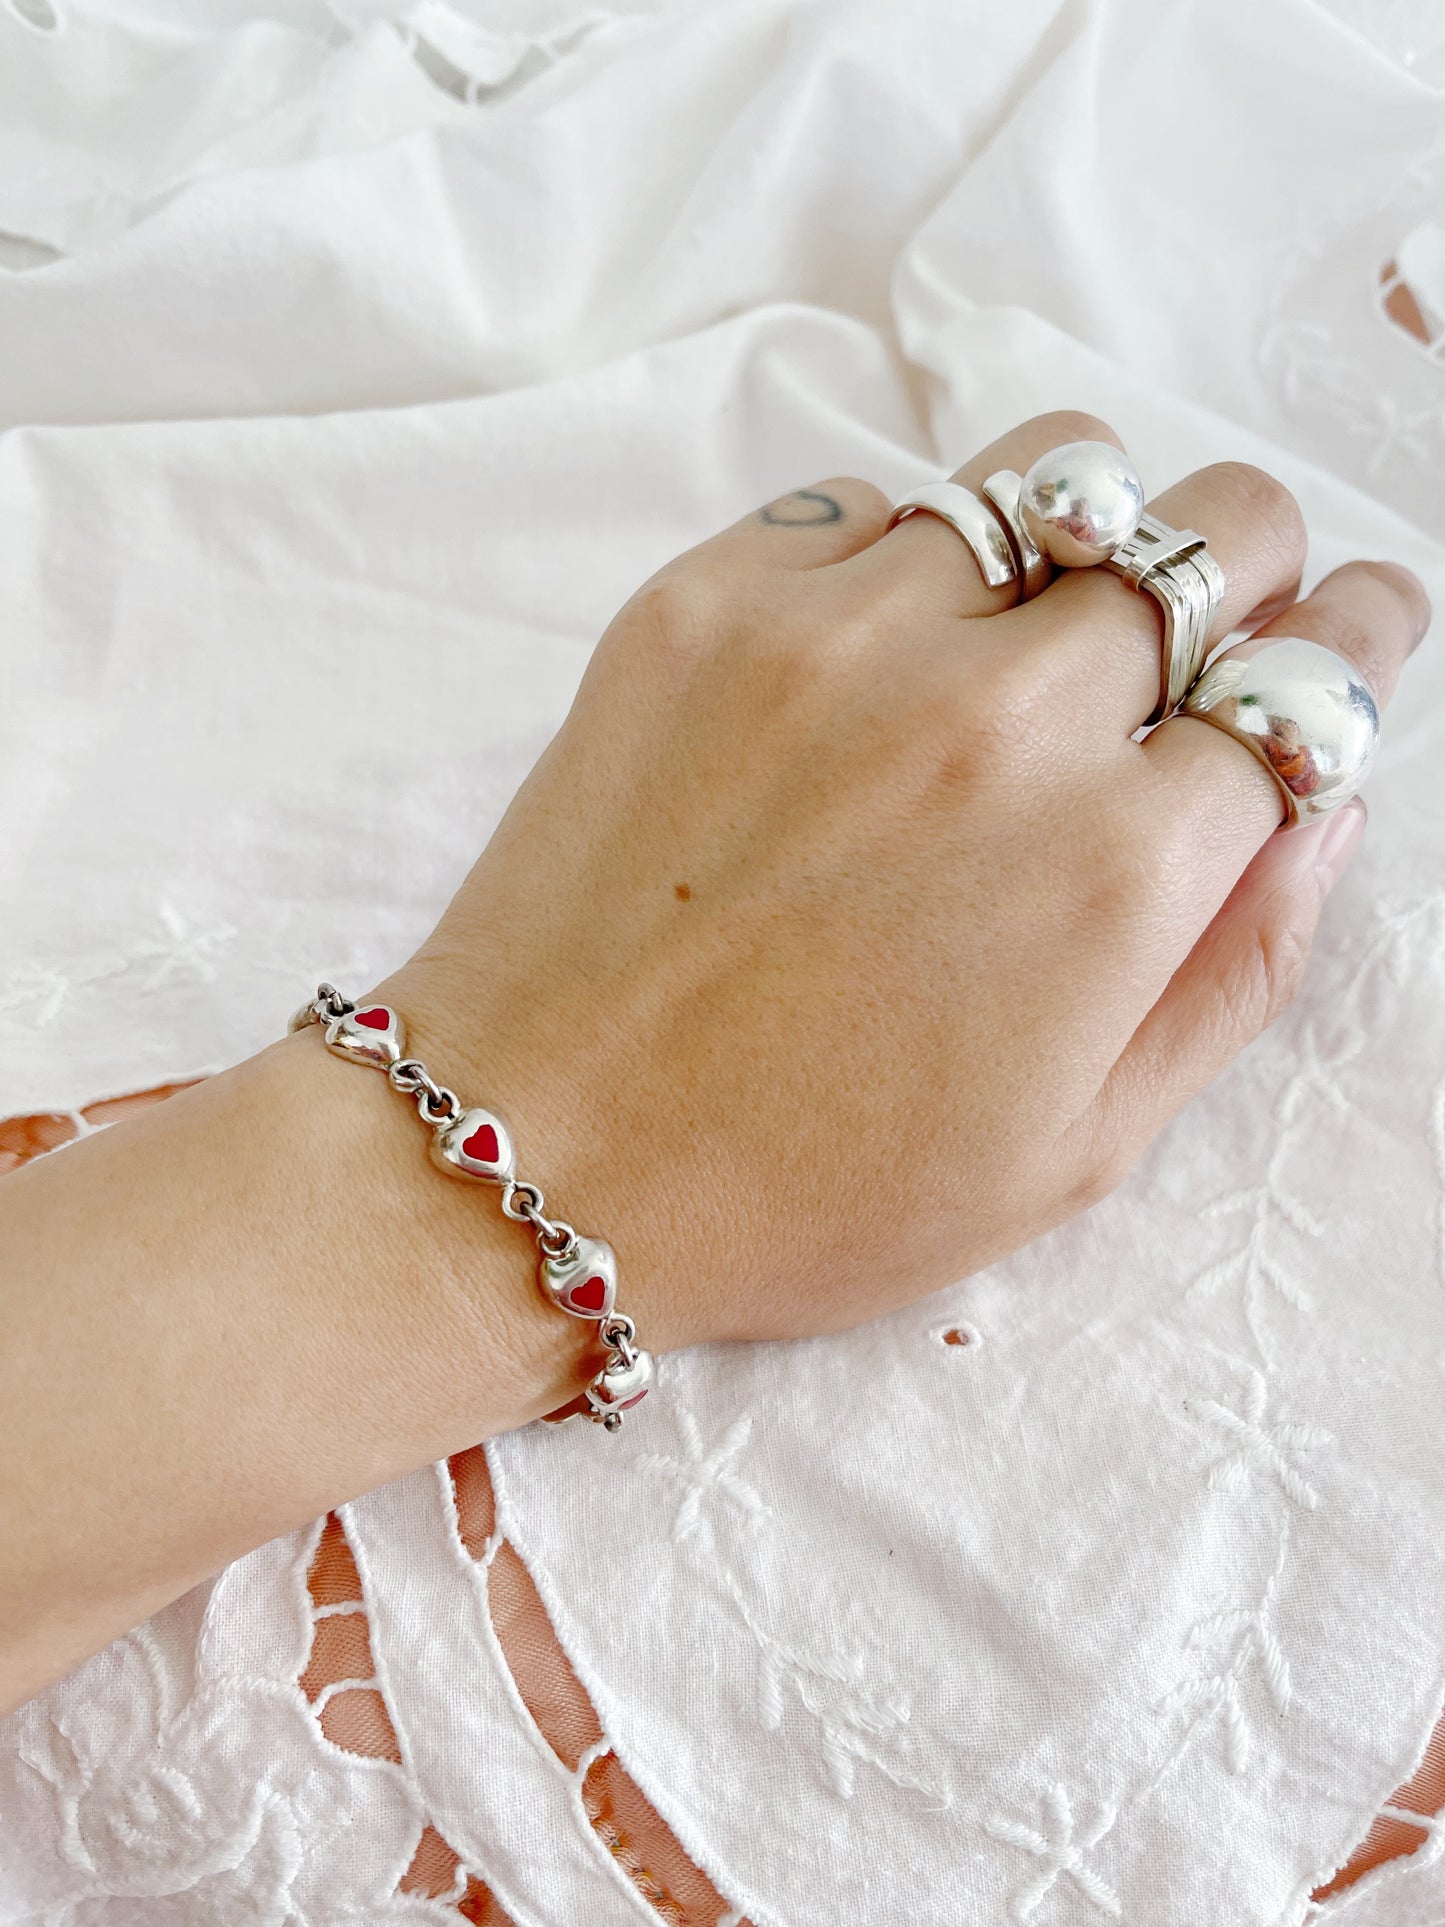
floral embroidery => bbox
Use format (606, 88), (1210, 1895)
(1159, 1522), (1294, 1776)
(636, 1410), (770, 1547)
(1200, 1366), (1330, 1511)
(721, 1571), (946, 1805)
(985, 1785), (1121, 1921)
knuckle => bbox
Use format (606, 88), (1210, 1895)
(1336, 558), (1432, 638)
(972, 632), (1063, 720)
(851, 561), (960, 643)
(598, 564), (744, 692)
(1067, 1128), (1136, 1216)
(1016, 408), (1121, 452)
(1231, 913), (1311, 1037)
(1078, 827), (1173, 947)
(1197, 461), (1307, 572)
(936, 649), (1056, 774)
(811, 475), (893, 528)
(618, 565), (729, 654)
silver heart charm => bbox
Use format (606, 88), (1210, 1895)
(539, 1235), (617, 1322)
(429, 1107), (516, 1185)
(586, 1347), (655, 1424)
(324, 1003), (405, 1070)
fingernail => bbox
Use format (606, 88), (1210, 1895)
(1310, 797), (1368, 891)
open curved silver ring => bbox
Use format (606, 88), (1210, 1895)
(1181, 634), (1380, 826)
(980, 470), (1050, 602)
(887, 483), (1020, 597)
(887, 445), (1225, 713)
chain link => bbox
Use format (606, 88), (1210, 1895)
(501, 1181), (577, 1261)
(299, 982), (650, 1431)
(599, 1313), (638, 1366)
(500, 1178), (544, 1220)
(388, 1058), (462, 1126)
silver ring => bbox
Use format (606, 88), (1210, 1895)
(1181, 635), (1380, 826)
(887, 483), (1019, 596)
(1018, 440), (1145, 568)
(1104, 513), (1225, 723)
(980, 469), (1051, 602)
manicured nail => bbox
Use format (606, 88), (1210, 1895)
(1311, 798), (1367, 890)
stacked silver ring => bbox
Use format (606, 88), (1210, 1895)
(890, 438), (1223, 723)
(887, 439), (1381, 825)
(1104, 514), (1226, 725)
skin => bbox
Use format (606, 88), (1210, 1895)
(0, 411), (1430, 1712)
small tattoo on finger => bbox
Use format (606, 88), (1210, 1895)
(759, 489), (844, 527)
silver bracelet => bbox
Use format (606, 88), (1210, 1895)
(288, 982), (655, 1431)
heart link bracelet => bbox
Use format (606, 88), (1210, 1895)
(288, 982), (655, 1431)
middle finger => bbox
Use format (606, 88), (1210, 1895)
(1019, 459), (1307, 735)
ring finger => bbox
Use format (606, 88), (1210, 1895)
(1146, 559), (1431, 875)
(1023, 458), (1308, 734)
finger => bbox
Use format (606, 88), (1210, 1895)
(683, 477), (895, 576)
(833, 409), (1124, 620)
(1143, 560), (1431, 914)
(1079, 800), (1367, 1179)
(1027, 460), (1308, 733)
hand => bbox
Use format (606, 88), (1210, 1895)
(386, 410), (1428, 1356)
(2, 410), (1426, 1709)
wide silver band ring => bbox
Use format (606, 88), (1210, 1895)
(887, 483), (1019, 596)
(1104, 513), (1225, 724)
(1181, 634), (1380, 826)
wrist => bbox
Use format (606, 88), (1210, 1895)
(293, 958), (674, 1435)
(275, 1013), (599, 1441)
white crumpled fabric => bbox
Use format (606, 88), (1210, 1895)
(1, 1), (1444, 1922)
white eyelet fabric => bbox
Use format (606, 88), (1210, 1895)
(1, 2), (1444, 1923)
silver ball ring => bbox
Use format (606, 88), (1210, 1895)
(1018, 439), (1146, 568)
(1181, 634), (1380, 826)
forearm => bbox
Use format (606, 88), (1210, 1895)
(0, 1013), (586, 1712)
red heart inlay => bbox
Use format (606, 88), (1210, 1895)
(354, 1007), (390, 1032)
(616, 1389), (649, 1409)
(462, 1124), (500, 1165)
(567, 1275), (609, 1314)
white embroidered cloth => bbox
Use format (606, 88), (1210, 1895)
(1, 1), (1444, 1922)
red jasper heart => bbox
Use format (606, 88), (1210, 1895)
(462, 1124), (500, 1164)
(568, 1275), (610, 1314)
(354, 1007), (390, 1032)
(616, 1390), (649, 1410)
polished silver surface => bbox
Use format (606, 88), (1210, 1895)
(1106, 514), (1208, 589)
(290, 980), (352, 1033)
(585, 1343), (656, 1429)
(888, 481), (1019, 593)
(1019, 439), (1145, 568)
(1105, 512), (1225, 723)
(292, 981), (656, 1433)
(981, 468), (1051, 601)
(323, 1001), (405, 1070)
(1182, 635), (1380, 825)
(539, 1233), (619, 1322)
(430, 1104), (516, 1185)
